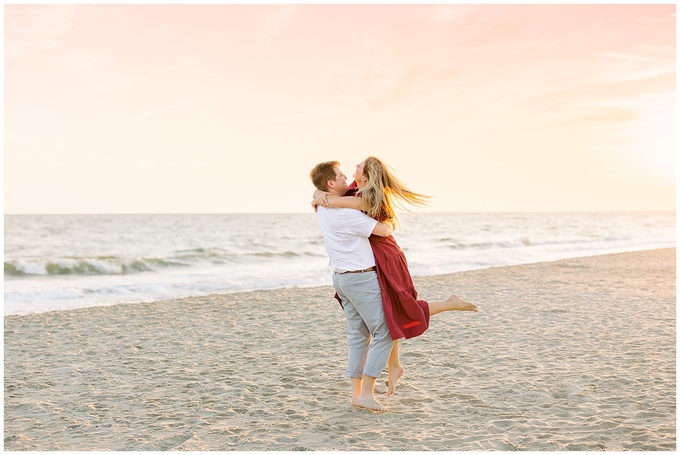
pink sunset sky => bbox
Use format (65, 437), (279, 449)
(4, 4), (676, 214)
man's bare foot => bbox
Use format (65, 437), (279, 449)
(445, 294), (478, 312)
(356, 395), (386, 412)
(387, 365), (404, 396)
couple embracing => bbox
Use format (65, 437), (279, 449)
(310, 156), (478, 412)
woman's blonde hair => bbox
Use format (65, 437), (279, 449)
(360, 156), (430, 226)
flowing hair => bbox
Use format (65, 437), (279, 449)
(360, 156), (430, 227)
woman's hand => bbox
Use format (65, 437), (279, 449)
(313, 189), (331, 207)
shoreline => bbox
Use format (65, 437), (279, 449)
(4, 248), (676, 450)
(4, 246), (676, 318)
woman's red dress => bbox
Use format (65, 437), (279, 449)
(334, 182), (430, 340)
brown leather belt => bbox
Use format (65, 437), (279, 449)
(339, 266), (376, 274)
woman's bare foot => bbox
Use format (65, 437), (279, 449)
(444, 294), (478, 312)
(356, 395), (387, 412)
(387, 365), (404, 396)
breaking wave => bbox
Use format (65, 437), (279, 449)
(5, 249), (322, 277)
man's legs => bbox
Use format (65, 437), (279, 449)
(334, 275), (371, 381)
(334, 271), (392, 411)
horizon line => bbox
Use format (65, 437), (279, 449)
(4, 209), (677, 216)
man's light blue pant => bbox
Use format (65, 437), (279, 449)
(332, 270), (393, 379)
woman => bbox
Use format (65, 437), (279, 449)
(314, 156), (478, 395)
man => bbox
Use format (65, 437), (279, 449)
(310, 160), (394, 412)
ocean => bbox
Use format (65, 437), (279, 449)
(4, 212), (675, 315)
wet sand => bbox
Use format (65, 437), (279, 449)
(4, 248), (676, 450)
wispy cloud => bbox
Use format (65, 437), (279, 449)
(254, 5), (300, 46)
(416, 4), (477, 24)
(81, 76), (152, 99)
(602, 52), (654, 62)
(634, 12), (676, 24)
(131, 98), (206, 125)
(5, 5), (79, 59)
(605, 68), (676, 83)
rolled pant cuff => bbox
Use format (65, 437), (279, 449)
(362, 367), (382, 379)
(346, 371), (363, 379)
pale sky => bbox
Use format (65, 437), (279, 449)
(3, 3), (676, 214)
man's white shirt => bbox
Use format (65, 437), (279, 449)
(315, 206), (378, 273)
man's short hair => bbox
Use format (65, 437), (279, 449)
(310, 160), (339, 192)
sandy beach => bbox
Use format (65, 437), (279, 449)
(4, 248), (675, 451)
